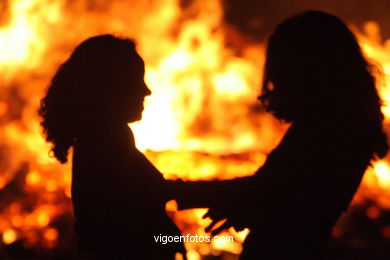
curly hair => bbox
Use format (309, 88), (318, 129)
(39, 34), (141, 163)
(259, 11), (388, 159)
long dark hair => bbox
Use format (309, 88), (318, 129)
(259, 11), (388, 159)
(39, 34), (140, 163)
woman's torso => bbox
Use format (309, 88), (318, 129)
(71, 126), (183, 257)
(240, 119), (372, 258)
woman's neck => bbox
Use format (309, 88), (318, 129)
(76, 121), (135, 146)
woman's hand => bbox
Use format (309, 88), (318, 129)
(203, 208), (246, 235)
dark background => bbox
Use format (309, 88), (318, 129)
(219, 0), (390, 40)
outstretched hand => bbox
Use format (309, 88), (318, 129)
(203, 208), (246, 235)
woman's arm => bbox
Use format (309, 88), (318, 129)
(166, 176), (255, 210)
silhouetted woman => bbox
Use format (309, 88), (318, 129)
(178, 11), (388, 259)
(244, 10), (389, 259)
(39, 35), (185, 259)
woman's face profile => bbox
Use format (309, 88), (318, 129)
(103, 53), (151, 124)
(118, 56), (151, 123)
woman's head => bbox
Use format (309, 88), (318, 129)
(260, 11), (387, 158)
(39, 34), (150, 163)
(261, 11), (373, 120)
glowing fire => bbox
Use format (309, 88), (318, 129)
(0, 0), (390, 258)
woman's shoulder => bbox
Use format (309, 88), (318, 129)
(265, 119), (372, 170)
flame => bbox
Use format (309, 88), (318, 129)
(349, 21), (390, 209)
(3, 228), (17, 244)
(0, 0), (390, 258)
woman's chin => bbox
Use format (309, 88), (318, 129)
(127, 114), (143, 123)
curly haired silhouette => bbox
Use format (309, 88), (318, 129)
(39, 35), (185, 259)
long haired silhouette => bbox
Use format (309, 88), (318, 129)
(175, 11), (388, 260)
(260, 10), (387, 158)
(241, 10), (389, 259)
(39, 35), (184, 259)
(39, 35), (148, 163)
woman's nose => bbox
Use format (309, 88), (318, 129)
(144, 85), (152, 96)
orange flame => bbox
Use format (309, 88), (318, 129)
(0, 0), (390, 258)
